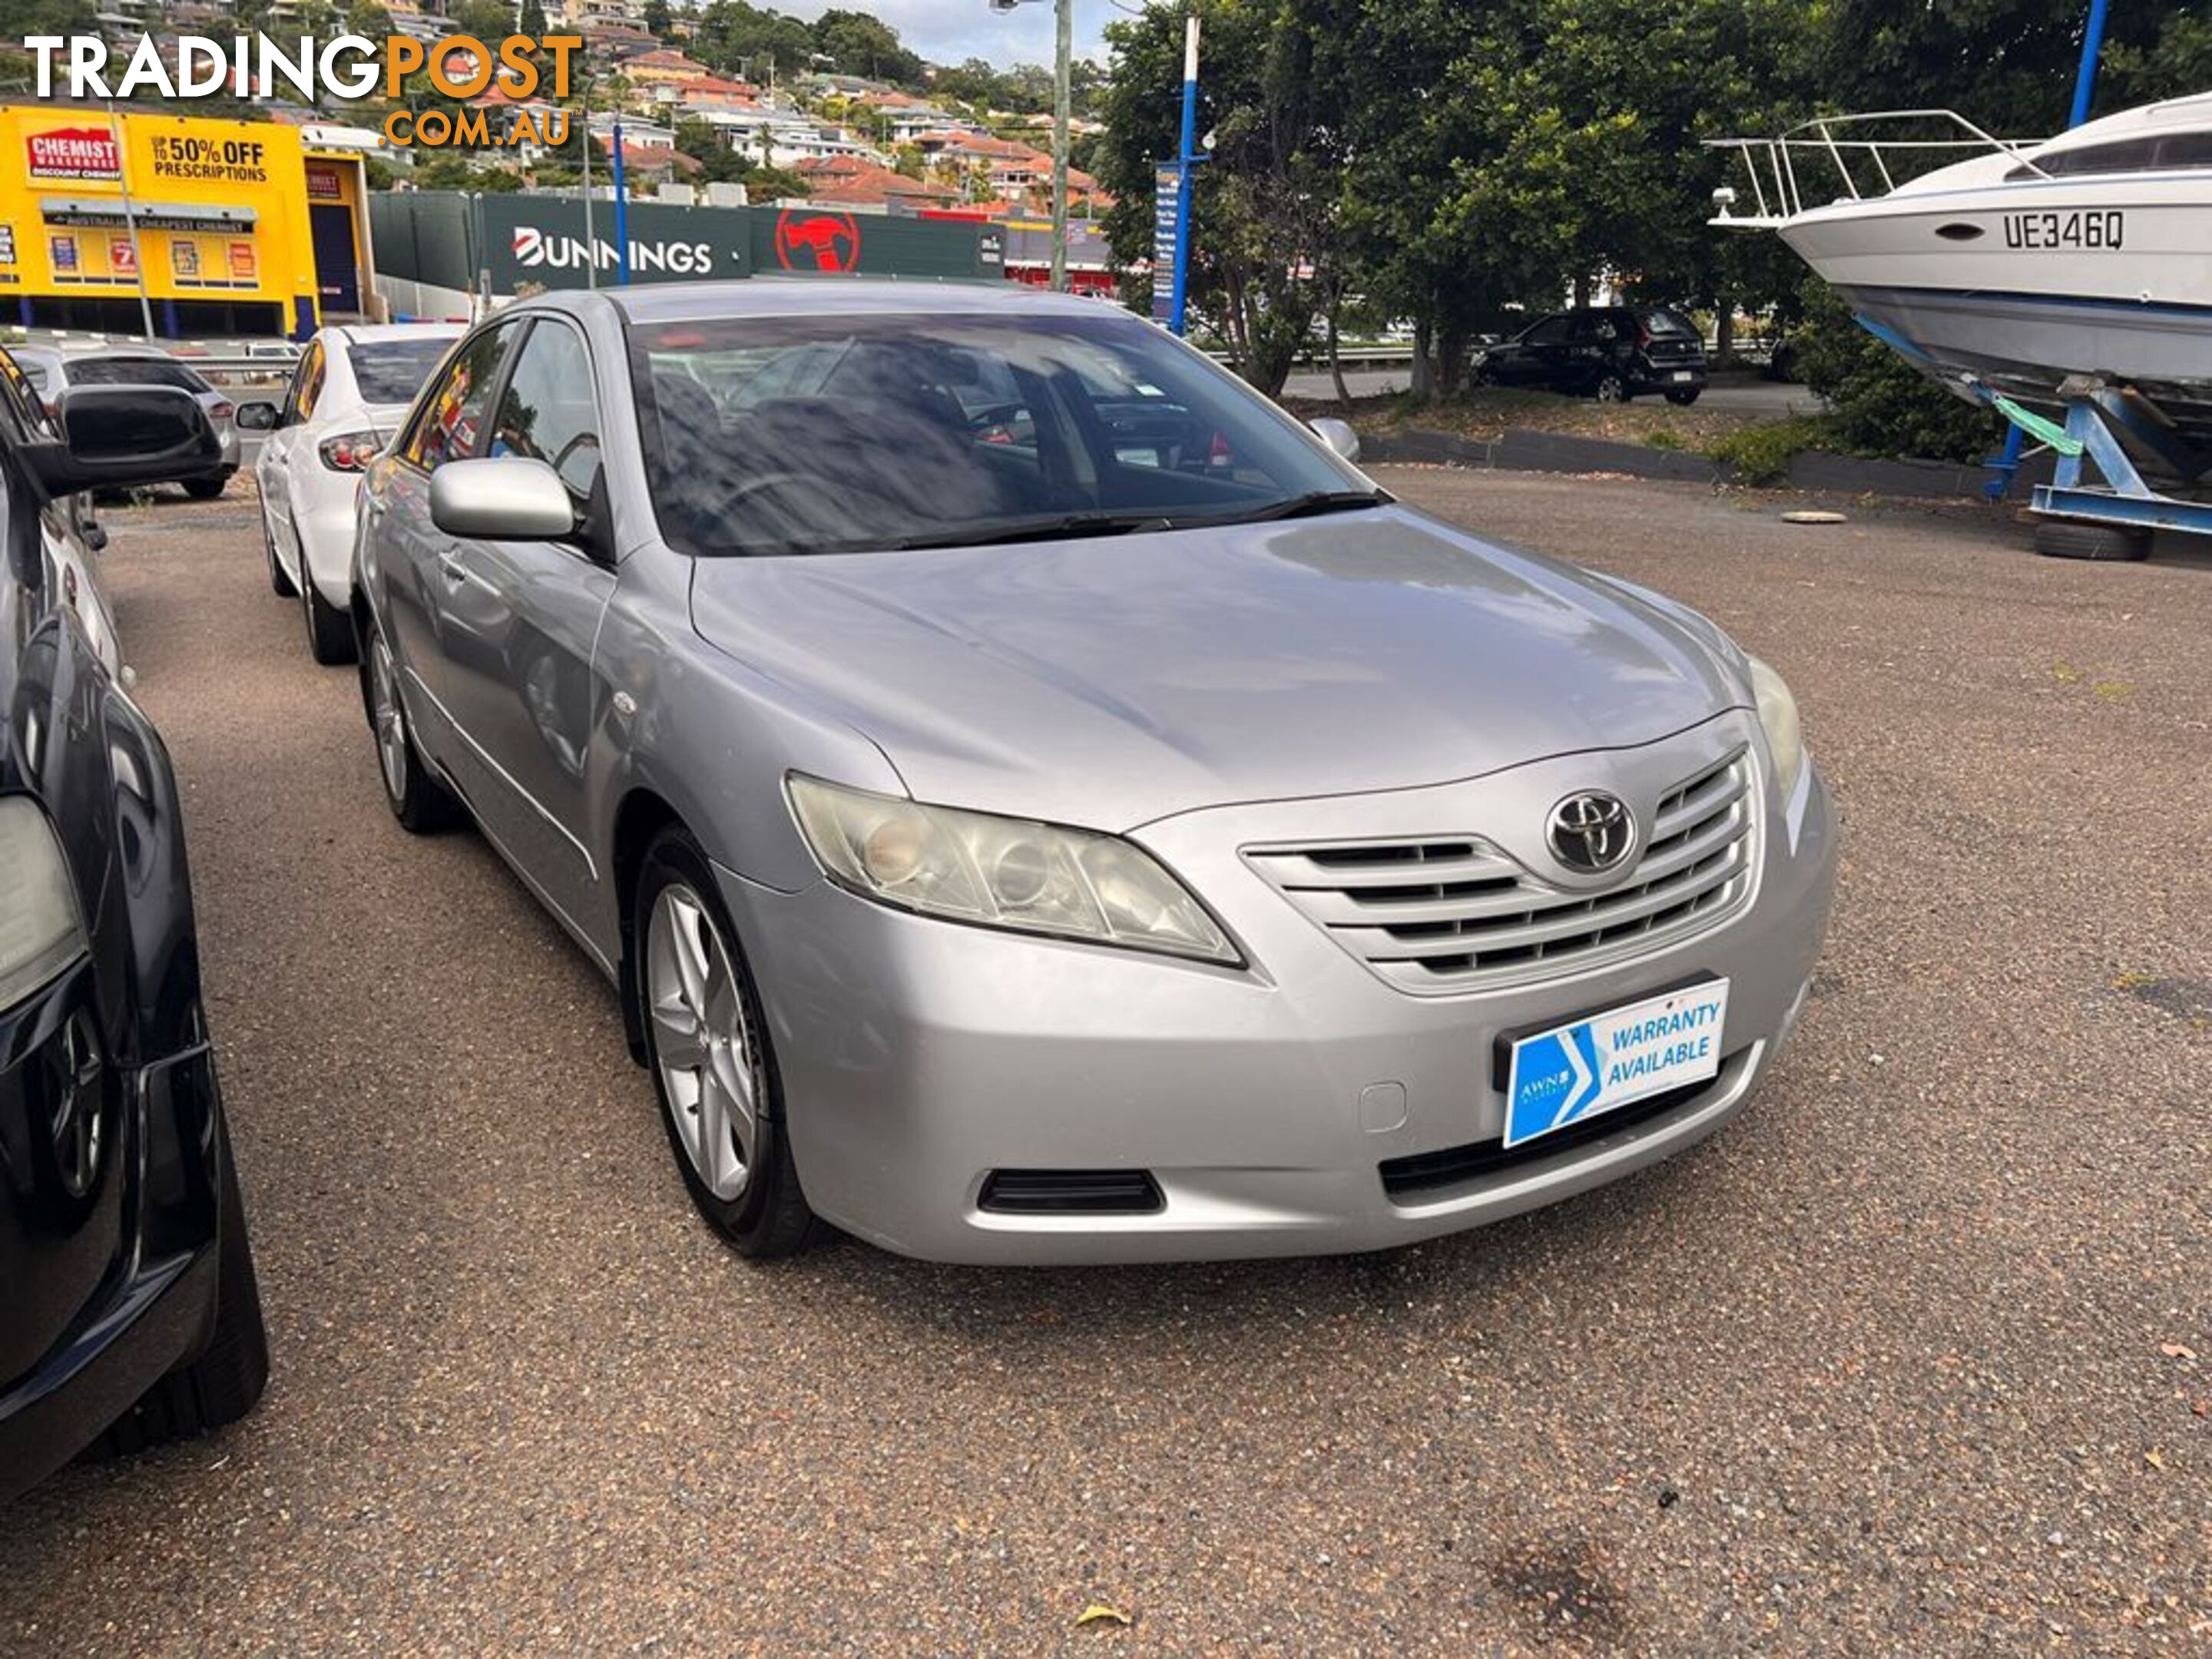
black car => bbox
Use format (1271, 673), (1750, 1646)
(0, 346), (268, 1503)
(1475, 306), (1710, 404)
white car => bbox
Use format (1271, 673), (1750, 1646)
(242, 324), (464, 663)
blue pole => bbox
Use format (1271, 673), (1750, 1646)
(2070, 0), (2110, 127)
(1167, 10), (1199, 336)
(1991, 0), (2109, 496)
(611, 119), (630, 285)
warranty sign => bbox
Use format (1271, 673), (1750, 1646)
(1503, 979), (1730, 1148)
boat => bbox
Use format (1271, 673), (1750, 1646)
(1709, 93), (2212, 452)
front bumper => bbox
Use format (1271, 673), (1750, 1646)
(725, 716), (1836, 1265)
(0, 1018), (226, 1499)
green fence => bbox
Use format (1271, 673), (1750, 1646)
(372, 192), (996, 302)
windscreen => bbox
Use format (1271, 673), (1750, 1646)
(352, 338), (458, 405)
(65, 356), (206, 391)
(627, 311), (1361, 556)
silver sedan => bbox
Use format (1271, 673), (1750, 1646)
(352, 282), (1836, 1264)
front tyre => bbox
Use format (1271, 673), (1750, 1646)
(1664, 388), (1702, 406)
(359, 614), (461, 832)
(183, 473), (228, 502)
(637, 827), (820, 1259)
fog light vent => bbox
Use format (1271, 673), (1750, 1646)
(979, 1169), (1165, 1215)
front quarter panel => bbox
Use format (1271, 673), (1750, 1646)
(586, 541), (904, 946)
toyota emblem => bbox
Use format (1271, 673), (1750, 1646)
(1547, 790), (1635, 875)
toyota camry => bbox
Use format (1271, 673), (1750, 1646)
(349, 282), (1836, 1265)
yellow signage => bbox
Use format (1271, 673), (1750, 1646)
(0, 105), (333, 329)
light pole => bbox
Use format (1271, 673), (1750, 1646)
(579, 81), (598, 290)
(104, 102), (157, 339)
(991, 0), (1074, 293)
(1168, 8), (1200, 335)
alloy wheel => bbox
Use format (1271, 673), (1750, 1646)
(49, 1011), (104, 1199)
(646, 883), (757, 1202)
(367, 636), (409, 803)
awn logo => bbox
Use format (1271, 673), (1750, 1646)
(511, 224), (716, 276)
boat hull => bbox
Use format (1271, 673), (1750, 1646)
(1779, 183), (2212, 449)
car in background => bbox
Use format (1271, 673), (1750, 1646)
(350, 282), (1833, 1267)
(238, 323), (465, 664)
(10, 345), (242, 497)
(1474, 306), (1710, 404)
(0, 346), (269, 1502)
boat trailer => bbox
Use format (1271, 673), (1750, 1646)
(1979, 377), (2212, 559)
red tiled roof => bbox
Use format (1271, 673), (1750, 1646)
(792, 155), (959, 204)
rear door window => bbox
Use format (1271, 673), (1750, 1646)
(286, 343), (326, 424)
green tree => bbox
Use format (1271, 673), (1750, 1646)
(1790, 276), (1998, 462)
(693, 2), (816, 83)
(452, 0), (513, 42)
(642, 0), (674, 41)
(1095, 0), (1346, 396)
(811, 9), (923, 86)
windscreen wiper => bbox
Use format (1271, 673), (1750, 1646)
(889, 512), (1175, 551)
(1194, 488), (1392, 527)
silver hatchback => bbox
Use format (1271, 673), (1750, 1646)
(353, 283), (1836, 1264)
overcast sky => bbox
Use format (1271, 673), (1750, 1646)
(774, 1), (1125, 69)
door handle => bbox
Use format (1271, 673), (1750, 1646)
(437, 553), (471, 587)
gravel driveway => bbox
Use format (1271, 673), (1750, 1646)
(3, 472), (2205, 1655)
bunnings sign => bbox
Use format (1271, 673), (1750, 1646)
(480, 194), (750, 290)
(378, 193), (997, 297)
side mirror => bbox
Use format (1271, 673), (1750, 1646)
(22, 386), (220, 498)
(1309, 417), (1360, 464)
(429, 457), (578, 541)
(236, 399), (282, 432)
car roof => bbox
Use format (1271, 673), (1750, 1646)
(558, 278), (1114, 327)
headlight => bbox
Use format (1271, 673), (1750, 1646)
(1747, 656), (1806, 800)
(0, 796), (87, 1009)
(787, 776), (1238, 964)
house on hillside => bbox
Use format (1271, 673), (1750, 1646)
(790, 155), (962, 213)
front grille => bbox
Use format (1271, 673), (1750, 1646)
(1378, 1066), (1727, 1201)
(978, 1169), (1165, 1216)
(1245, 747), (1756, 995)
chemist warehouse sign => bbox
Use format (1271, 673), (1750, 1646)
(22, 30), (585, 151)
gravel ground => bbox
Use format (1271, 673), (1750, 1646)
(2, 472), (2207, 1656)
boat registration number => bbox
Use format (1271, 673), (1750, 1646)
(2002, 210), (2125, 251)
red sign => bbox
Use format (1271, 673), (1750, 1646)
(773, 209), (861, 273)
(109, 237), (136, 276)
(229, 240), (257, 281)
(306, 164), (343, 200)
(28, 126), (121, 181)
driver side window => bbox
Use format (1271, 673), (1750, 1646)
(1522, 316), (1571, 346)
(402, 322), (521, 472)
(486, 320), (603, 505)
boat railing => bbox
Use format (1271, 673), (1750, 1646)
(1704, 110), (2046, 227)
